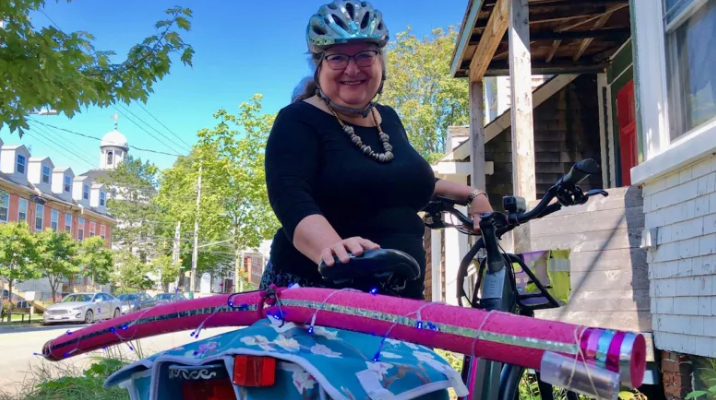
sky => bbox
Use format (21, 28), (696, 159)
(2, 0), (468, 175)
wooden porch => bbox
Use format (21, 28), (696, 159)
(438, 0), (651, 349)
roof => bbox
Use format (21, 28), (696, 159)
(81, 169), (110, 182)
(0, 170), (116, 224)
(451, 0), (631, 78)
(101, 129), (129, 151)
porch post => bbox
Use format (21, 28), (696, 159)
(508, 0), (536, 253)
(469, 81), (486, 191)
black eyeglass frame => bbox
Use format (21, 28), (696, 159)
(321, 49), (381, 70)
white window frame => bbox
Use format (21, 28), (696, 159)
(100, 224), (106, 240)
(18, 198), (28, 223)
(51, 208), (59, 231)
(100, 191), (106, 207)
(631, 0), (716, 184)
(63, 175), (72, 193)
(89, 221), (96, 237)
(83, 184), (89, 200)
(16, 154), (26, 174)
(35, 203), (44, 231)
(65, 213), (72, 233)
(42, 165), (51, 184)
(0, 193), (9, 223)
(78, 217), (85, 240)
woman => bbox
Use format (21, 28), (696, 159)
(261, 0), (493, 299)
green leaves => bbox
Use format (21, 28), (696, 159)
(0, 1), (195, 135)
(381, 26), (470, 163)
(155, 94), (279, 276)
(35, 228), (80, 300)
(78, 236), (114, 286)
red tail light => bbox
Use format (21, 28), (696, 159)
(232, 355), (277, 387)
(181, 379), (235, 400)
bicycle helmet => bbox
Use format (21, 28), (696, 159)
(306, 1), (389, 54)
(306, 1), (390, 117)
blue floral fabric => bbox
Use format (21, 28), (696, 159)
(106, 317), (469, 400)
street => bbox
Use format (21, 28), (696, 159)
(0, 323), (237, 397)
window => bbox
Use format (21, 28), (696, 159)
(78, 217), (85, 240)
(64, 213), (72, 233)
(89, 221), (96, 237)
(35, 203), (44, 231)
(100, 224), (106, 240)
(63, 175), (71, 193)
(16, 154), (26, 174)
(51, 209), (59, 231)
(0, 193), (8, 222)
(42, 165), (51, 184)
(100, 191), (106, 207)
(83, 184), (89, 200)
(18, 198), (27, 222)
(664, 0), (716, 139)
(106, 151), (113, 165)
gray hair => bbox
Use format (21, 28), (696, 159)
(291, 50), (387, 103)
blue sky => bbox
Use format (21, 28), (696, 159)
(2, 0), (467, 174)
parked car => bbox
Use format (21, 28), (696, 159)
(43, 292), (121, 324)
(118, 292), (156, 315)
(153, 292), (188, 305)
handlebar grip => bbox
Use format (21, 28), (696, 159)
(560, 158), (600, 186)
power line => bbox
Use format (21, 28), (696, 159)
(135, 102), (193, 149)
(113, 103), (189, 155)
(26, 125), (97, 169)
(31, 120), (184, 157)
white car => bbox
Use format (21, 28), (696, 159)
(43, 292), (122, 324)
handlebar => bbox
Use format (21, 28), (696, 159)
(422, 158), (608, 238)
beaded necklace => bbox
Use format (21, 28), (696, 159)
(325, 102), (394, 163)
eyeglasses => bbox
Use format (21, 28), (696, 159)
(323, 49), (380, 70)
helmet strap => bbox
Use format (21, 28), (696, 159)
(314, 66), (386, 119)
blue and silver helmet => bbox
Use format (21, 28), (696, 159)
(307, 0), (389, 54)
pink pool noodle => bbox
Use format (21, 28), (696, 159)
(269, 288), (647, 388)
(41, 287), (646, 388)
(42, 292), (263, 361)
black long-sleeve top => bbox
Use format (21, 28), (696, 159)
(264, 101), (436, 299)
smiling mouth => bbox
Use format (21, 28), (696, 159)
(340, 80), (367, 86)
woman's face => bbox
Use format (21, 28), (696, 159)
(317, 42), (383, 109)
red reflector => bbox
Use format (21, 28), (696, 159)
(232, 355), (277, 387)
(181, 379), (235, 400)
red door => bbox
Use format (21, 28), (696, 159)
(616, 80), (638, 186)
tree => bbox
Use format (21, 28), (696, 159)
(113, 251), (154, 292)
(381, 26), (470, 163)
(77, 236), (114, 287)
(99, 155), (164, 262)
(152, 254), (181, 292)
(0, 222), (39, 321)
(35, 229), (79, 303)
(0, 1), (195, 135)
(156, 94), (280, 290)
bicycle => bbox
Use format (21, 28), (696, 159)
(420, 158), (607, 400)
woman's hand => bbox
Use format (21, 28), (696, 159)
(319, 237), (381, 266)
(470, 193), (493, 231)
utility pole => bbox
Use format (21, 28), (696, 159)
(189, 166), (202, 294)
(172, 221), (181, 290)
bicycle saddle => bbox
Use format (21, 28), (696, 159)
(318, 248), (421, 286)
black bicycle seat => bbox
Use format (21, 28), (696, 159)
(318, 248), (421, 286)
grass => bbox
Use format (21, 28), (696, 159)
(0, 342), (148, 400)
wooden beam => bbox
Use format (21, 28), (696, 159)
(484, 59), (609, 76)
(468, 28), (630, 44)
(557, 3), (628, 31)
(508, 0), (535, 253)
(469, 81), (486, 191)
(573, 5), (621, 61)
(474, 10), (606, 28)
(546, 39), (561, 63)
(482, 0), (627, 8)
(468, 0), (509, 82)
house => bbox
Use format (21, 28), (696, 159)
(0, 137), (116, 301)
(431, 0), (716, 397)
